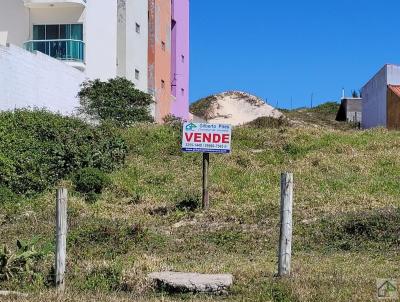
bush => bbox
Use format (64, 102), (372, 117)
(0, 240), (44, 282)
(78, 77), (154, 126)
(73, 168), (111, 199)
(247, 116), (290, 129)
(175, 191), (201, 212)
(163, 114), (184, 130)
(0, 109), (127, 195)
(189, 95), (217, 120)
(0, 186), (17, 205)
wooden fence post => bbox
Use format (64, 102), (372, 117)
(278, 173), (293, 277)
(55, 188), (68, 293)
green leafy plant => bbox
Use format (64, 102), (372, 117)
(0, 186), (17, 205)
(0, 240), (43, 281)
(78, 77), (154, 126)
(73, 168), (111, 201)
(0, 109), (127, 195)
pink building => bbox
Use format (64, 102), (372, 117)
(171, 0), (190, 120)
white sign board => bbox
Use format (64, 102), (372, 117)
(182, 122), (232, 154)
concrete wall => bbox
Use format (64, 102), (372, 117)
(117, 0), (148, 92)
(0, 0), (117, 80)
(0, 0), (29, 47)
(171, 0), (189, 120)
(0, 44), (85, 114)
(148, 0), (171, 122)
(85, 0), (117, 80)
(117, 0), (127, 77)
(29, 7), (85, 36)
(362, 65), (400, 129)
(362, 66), (388, 128)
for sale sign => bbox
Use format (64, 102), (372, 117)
(182, 122), (232, 154)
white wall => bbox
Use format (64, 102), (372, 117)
(117, 0), (127, 77)
(85, 0), (117, 80)
(387, 65), (400, 86)
(362, 66), (387, 129)
(0, 0), (29, 47)
(362, 65), (400, 129)
(0, 44), (85, 114)
(117, 0), (148, 92)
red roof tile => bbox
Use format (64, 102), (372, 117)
(389, 85), (400, 98)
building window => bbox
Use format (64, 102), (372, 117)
(33, 24), (83, 41)
(161, 80), (165, 89)
(181, 88), (185, 96)
(135, 69), (140, 80)
(135, 23), (140, 34)
(161, 41), (166, 51)
(31, 24), (84, 61)
(181, 55), (185, 63)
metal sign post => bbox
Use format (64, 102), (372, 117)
(202, 152), (210, 210)
(182, 122), (232, 210)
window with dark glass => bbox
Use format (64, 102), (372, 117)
(30, 24), (84, 61)
(32, 24), (83, 41)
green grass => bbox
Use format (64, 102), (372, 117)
(1, 122), (400, 301)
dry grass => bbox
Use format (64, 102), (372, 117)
(1, 121), (400, 301)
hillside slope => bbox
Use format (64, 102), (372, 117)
(1, 123), (400, 301)
(190, 91), (282, 125)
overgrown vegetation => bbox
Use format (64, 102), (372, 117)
(0, 109), (126, 195)
(73, 168), (111, 201)
(246, 116), (290, 129)
(1, 105), (400, 301)
(283, 102), (355, 130)
(78, 77), (154, 126)
(189, 95), (217, 120)
(0, 241), (44, 283)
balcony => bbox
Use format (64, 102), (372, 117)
(24, 39), (85, 70)
(23, 0), (87, 8)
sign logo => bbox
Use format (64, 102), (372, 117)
(185, 123), (197, 131)
(377, 279), (398, 300)
(182, 122), (232, 154)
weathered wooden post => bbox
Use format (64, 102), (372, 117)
(202, 152), (210, 210)
(181, 122), (232, 211)
(55, 188), (68, 293)
(278, 172), (293, 277)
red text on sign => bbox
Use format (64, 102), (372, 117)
(185, 133), (230, 144)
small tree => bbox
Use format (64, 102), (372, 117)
(78, 77), (154, 126)
(352, 90), (359, 98)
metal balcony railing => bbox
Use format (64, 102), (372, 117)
(24, 39), (85, 62)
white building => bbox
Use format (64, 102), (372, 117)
(361, 64), (400, 129)
(0, 0), (148, 114)
(117, 0), (148, 92)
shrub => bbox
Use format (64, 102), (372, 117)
(0, 240), (44, 282)
(73, 168), (111, 200)
(0, 186), (17, 205)
(0, 109), (127, 195)
(175, 191), (201, 212)
(78, 77), (154, 126)
(189, 95), (217, 120)
(162, 114), (184, 131)
(247, 116), (290, 129)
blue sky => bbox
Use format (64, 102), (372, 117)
(189, 0), (400, 108)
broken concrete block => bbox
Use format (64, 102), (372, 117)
(148, 271), (233, 294)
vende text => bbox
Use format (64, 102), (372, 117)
(185, 133), (230, 144)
